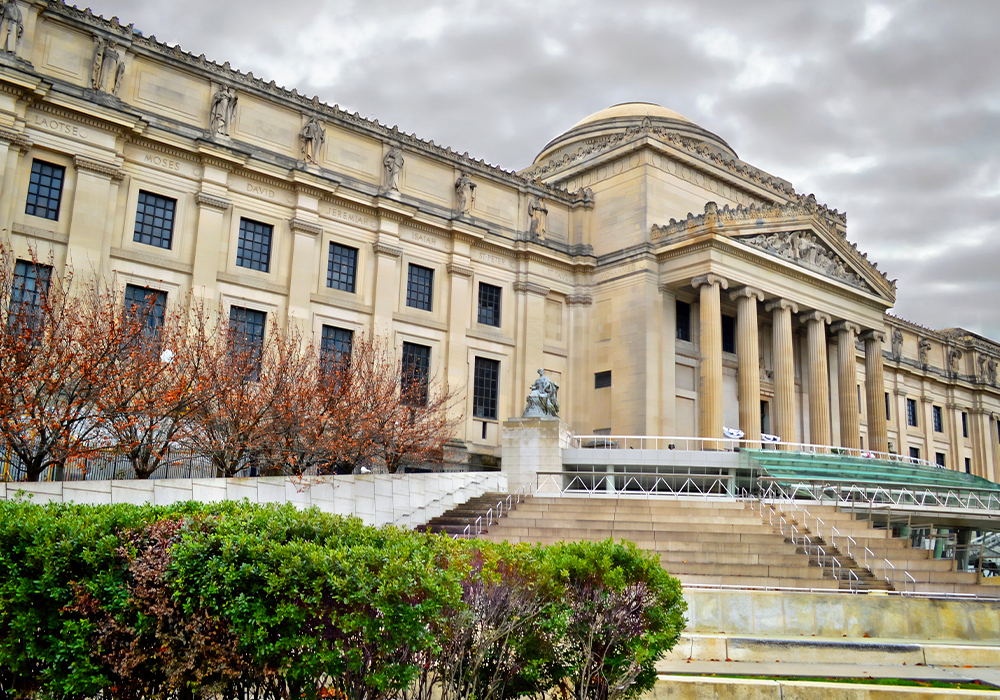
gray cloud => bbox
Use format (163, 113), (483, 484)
(79, 0), (1000, 338)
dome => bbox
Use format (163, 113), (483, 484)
(532, 101), (738, 167)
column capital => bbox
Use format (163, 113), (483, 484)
(446, 262), (474, 278)
(830, 320), (861, 336)
(691, 274), (728, 291)
(860, 329), (886, 343)
(799, 310), (832, 325)
(289, 218), (323, 236)
(765, 298), (798, 314)
(729, 285), (764, 302)
(513, 280), (550, 296)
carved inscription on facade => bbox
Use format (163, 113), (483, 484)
(325, 205), (376, 230)
(478, 251), (516, 269)
(412, 231), (441, 247)
(596, 263), (637, 282)
(541, 266), (571, 283)
(34, 115), (89, 139)
(143, 153), (181, 172)
(247, 183), (276, 199)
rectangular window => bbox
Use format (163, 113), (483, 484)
(25, 159), (65, 221)
(236, 218), (273, 273)
(477, 282), (502, 327)
(8, 259), (52, 334)
(906, 398), (918, 427)
(965, 457), (972, 474)
(132, 191), (176, 249)
(473, 357), (500, 420)
(595, 370), (612, 389)
(885, 392), (891, 422)
(123, 284), (167, 342)
(962, 412), (969, 438)
(320, 325), (353, 370)
(721, 314), (736, 354)
(327, 243), (358, 293)
(935, 452), (946, 468)
(909, 446), (921, 461)
(228, 306), (266, 378)
(858, 385), (862, 413)
(933, 405), (943, 432)
(676, 300), (691, 341)
(401, 341), (430, 405)
(406, 264), (433, 311)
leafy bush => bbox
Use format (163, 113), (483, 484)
(0, 501), (685, 700)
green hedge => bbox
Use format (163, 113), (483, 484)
(0, 501), (685, 700)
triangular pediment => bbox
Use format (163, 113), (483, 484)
(733, 229), (874, 293)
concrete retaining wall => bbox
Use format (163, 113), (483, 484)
(0, 472), (507, 529)
(684, 589), (1000, 642)
(649, 676), (991, 699)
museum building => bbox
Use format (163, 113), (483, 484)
(0, 1), (998, 478)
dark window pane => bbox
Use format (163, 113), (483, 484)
(721, 314), (735, 353)
(477, 282), (502, 327)
(123, 284), (167, 344)
(228, 306), (266, 379)
(406, 264), (433, 311)
(8, 259), (52, 336)
(25, 160), (65, 221)
(909, 446), (920, 461)
(933, 405), (943, 432)
(327, 243), (358, 293)
(906, 398), (918, 427)
(885, 392), (891, 421)
(595, 370), (612, 389)
(962, 412), (969, 438)
(132, 191), (177, 249)
(473, 357), (500, 420)
(236, 218), (273, 273)
(401, 341), (430, 405)
(676, 300), (690, 341)
(935, 452), (946, 467)
(320, 325), (353, 371)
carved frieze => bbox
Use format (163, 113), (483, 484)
(194, 192), (231, 211)
(73, 155), (125, 181)
(446, 263), (473, 278)
(289, 218), (323, 236)
(734, 230), (869, 291)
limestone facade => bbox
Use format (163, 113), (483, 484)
(0, 2), (998, 478)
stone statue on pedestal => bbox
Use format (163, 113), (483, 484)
(0, 1), (23, 55)
(522, 368), (559, 418)
(300, 117), (325, 163)
(455, 171), (475, 214)
(528, 196), (547, 239)
(383, 146), (404, 191)
(210, 85), (238, 137)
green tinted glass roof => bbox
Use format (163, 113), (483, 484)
(743, 449), (1000, 494)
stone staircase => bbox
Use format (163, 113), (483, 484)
(415, 492), (510, 536)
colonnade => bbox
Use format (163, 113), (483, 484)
(691, 275), (887, 451)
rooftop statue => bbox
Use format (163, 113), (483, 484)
(522, 368), (559, 418)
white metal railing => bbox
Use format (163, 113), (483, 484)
(570, 435), (945, 470)
(757, 478), (1000, 514)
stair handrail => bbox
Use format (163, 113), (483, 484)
(829, 524), (840, 551)
(848, 568), (859, 593)
(882, 558), (895, 587)
(830, 554), (840, 581)
(904, 571), (916, 594)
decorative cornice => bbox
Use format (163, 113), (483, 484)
(566, 294), (593, 306)
(691, 274), (728, 290)
(216, 271), (289, 296)
(73, 155), (125, 181)
(465, 327), (516, 347)
(11, 222), (69, 244)
(446, 263), (473, 278)
(391, 311), (449, 332)
(194, 192), (231, 211)
(109, 246), (193, 274)
(289, 218), (323, 236)
(513, 281), (550, 296)
(372, 241), (402, 258)
(0, 128), (31, 152)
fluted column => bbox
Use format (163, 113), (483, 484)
(861, 330), (889, 454)
(832, 321), (861, 450)
(766, 299), (798, 449)
(730, 286), (764, 443)
(801, 311), (832, 448)
(693, 275), (728, 448)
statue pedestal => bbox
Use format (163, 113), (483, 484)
(501, 417), (572, 495)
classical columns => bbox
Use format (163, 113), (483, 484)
(832, 321), (861, 450)
(801, 311), (832, 448)
(861, 330), (889, 454)
(730, 286), (764, 443)
(766, 299), (798, 449)
(693, 275), (728, 446)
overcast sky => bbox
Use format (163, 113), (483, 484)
(81, 0), (1000, 339)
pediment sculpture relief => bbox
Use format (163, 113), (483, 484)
(736, 230), (868, 290)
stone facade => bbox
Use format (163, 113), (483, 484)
(0, 2), (998, 479)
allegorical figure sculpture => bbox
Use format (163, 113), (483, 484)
(91, 37), (125, 95)
(891, 328), (903, 360)
(210, 85), (238, 137)
(522, 368), (559, 418)
(948, 347), (963, 374)
(528, 196), (547, 239)
(918, 338), (932, 365)
(988, 357), (998, 385)
(0, 0), (23, 55)
(383, 146), (404, 191)
(300, 117), (325, 164)
(455, 171), (476, 214)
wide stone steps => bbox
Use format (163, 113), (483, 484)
(414, 492), (510, 536)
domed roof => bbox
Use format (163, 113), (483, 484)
(532, 101), (738, 167)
